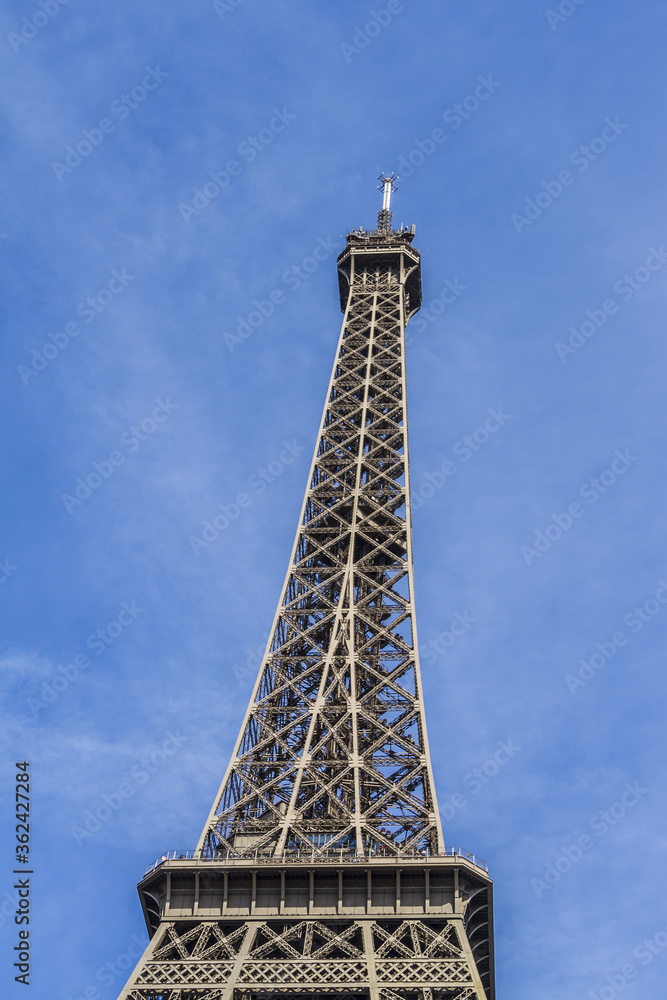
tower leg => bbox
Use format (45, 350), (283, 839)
(362, 921), (381, 1000)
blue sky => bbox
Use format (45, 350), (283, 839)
(1, 1), (667, 997)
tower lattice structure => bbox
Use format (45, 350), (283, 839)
(119, 178), (494, 1000)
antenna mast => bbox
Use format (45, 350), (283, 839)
(377, 172), (398, 231)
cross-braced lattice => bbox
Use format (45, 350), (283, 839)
(197, 223), (439, 862)
(118, 190), (494, 1000)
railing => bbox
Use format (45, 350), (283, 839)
(144, 846), (488, 876)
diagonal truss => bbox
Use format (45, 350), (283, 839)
(124, 916), (484, 998)
(197, 217), (442, 861)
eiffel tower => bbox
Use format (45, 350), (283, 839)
(119, 177), (495, 1000)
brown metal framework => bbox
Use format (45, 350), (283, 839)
(118, 186), (495, 1000)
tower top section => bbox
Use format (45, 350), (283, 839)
(337, 174), (421, 315)
(346, 173), (416, 242)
